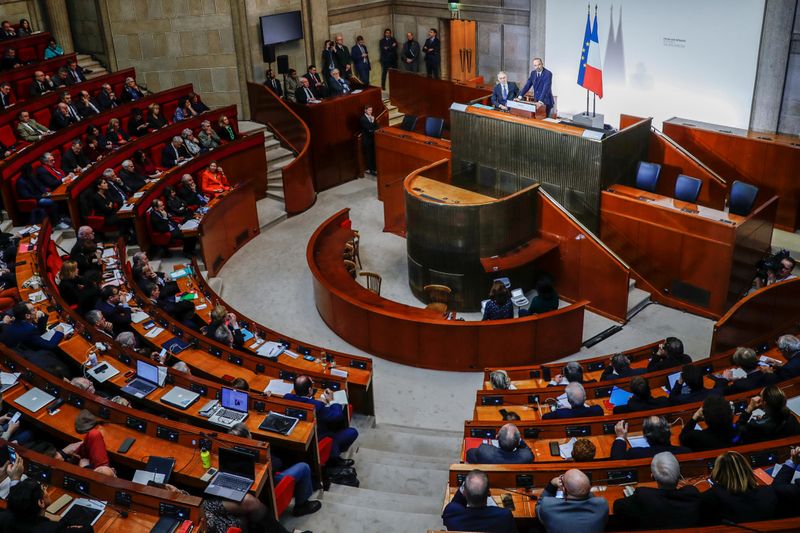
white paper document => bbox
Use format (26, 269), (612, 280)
(264, 379), (294, 396)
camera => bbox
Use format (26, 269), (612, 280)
(755, 249), (791, 284)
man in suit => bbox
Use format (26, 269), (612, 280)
(61, 139), (89, 174)
(161, 136), (190, 167)
(95, 286), (132, 335)
(15, 110), (51, 142)
(177, 174), (207, 209)
(351, 35), (371, 84)
(120, 77), (145, 102)
(295, 77), (320, 104)
(466, 423), (534, 464)
(48, 102), (76, 131)
(763, 334), (800, 381)
(610, 416), (691, 460)
(518, 57), (554, 117)
(70, 226), (102, 275)
(0, 82), (13, 109)
(600, 353), (646, 381)
(0, 21), (16, 40)
(0, 303), (64, 353)
(35, 152), (70, 191)
(29, 71), (55, 97)
(612, 452), (701, 530)
(333, 34), (352, 78)
(328, 69), (351, 96)
(76, 90), (101, 118)
(647, 337), (692, 372)
(119, 159), (148, 192)
(303, 65), (325, 97)
(85, 309), (114, 338)
(378, 28), (397, 89)
(284, 375), (358, 467)
(422, 28), (440, 79)
(148, 198), (196, 257)
(442, 469), (517, 533)
(713, 347), (772, 395)
(401, 32), (420, 72)
(15, 169), (67, 228)
(51, 67), (70, 88)
(360, 105), (379, 174)
(537, 469), (608, 533)
(491, 71), (519, 110)
(542, 382), (604, 419)
(613, 376), (669, 414)
(96, 83), (119, 110)
(263, 69), (282, 97)
(66, 59), (87, 84)
(668, 364), (713, 405)
(61, 92), (82, 122)
(548, 361), (597, 387)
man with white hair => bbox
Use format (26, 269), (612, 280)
(328, 68), (351, 95)
(442, 469), (517, 532)
(69, 226), (101, 274)
(542, 382), (604, 419)
(118, 159), (147, 191)
(466, 423), (534, 464)
(762, 334), (800, 381)
(491, 71), (519, 110)
(612, 452), (701, 529)
(121, 77), (145, 102)
(537, 468), (608, 533)
(161, 136), (189, 167)
(611, 415), (691, 459)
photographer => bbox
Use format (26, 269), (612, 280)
(754, 250), (796, 290)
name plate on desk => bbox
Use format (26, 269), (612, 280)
(506, 99), (545, 119)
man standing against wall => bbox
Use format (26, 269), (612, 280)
(423, 28), (440, 79)
(333, 34), (352, 78)
(401, 32), (420, 72)
(379, 28), (398, 89)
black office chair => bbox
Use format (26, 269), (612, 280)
(400, 115), (418, 132)
(424, 117), (445, 139)
(635, 161), (661, 193)
(674, 174), (703, 203)
(728, 180), (759, 216)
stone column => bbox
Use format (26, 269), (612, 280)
(45, 0), (75, 53)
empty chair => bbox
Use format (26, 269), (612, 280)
(674, 174), (703, 203)
(343, 259), (357, 279)
(635, 161), (661, 192)
(359, 272), (382, 295)
(400, 114), (418, 132)
(423, 284), (451, 316)
(424, 117), (445, 138)
(728, 180), (759, 216)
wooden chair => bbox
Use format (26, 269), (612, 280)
(350, 230), (361, 268)
(343, 259), (357, 279)
(359, 271), (382, 295)
(424, 284), (451, 315)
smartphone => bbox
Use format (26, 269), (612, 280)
(9, 412), (21, 425)
(7, 445), (16, 463)
(549, 441), (560, 457)
(143, 320), (155, 330)
(303, 355), (315, 362)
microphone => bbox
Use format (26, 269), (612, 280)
(721, 520), (763, 533)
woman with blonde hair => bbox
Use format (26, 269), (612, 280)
(489, 370), (515, 390)
(700, 451), (777, 524)
(56, 260), (83, 306)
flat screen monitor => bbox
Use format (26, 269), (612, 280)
(260, 11), (303, 46)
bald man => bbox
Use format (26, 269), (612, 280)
(442, 469), (517, 532)
(537, 468), (608, 533)
(466, 423), (534, 464)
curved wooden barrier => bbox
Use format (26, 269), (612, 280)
(247, 81), (315, 214)
(307, 208), (588, 371)
(712, 277), (800, 354)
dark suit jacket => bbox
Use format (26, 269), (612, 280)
(537, 482), (608, 533)
(612, 396), (669, 414)
(61, 149), (89, 173)
(16, 174), (47, 199)
(302, 72), (325, 97)
(668, 385), (713, 405)
(713, 369), (771, 395)
(119, 168), (147, 192)
(647, 353), (693, 372)
(775, 352), (800, 380)
(29, 80), (54, 97)
(542, 404), (604, 420)
(442, 488), (517, 533)
(423, 37), (440, 63)
(295, 85), (317, 104)
(0, 317), (63, 352)
(466, 442), (534, 464)
(91, 191), (117, 217)
(699, 486), (777, 525)
(0, 91), (12, 109)
(120, 86), (144, 102)
(679, 421), (735, 452)
(161, 143), (187, 168)
(76, 98), (102, 118)
(360, 114), (379, 141)
(35, 166), (63, 190)
(282, 394), (348, 437)
(401, 40), (420, 69)
(610, 439), (691, 460)
(96, 91), (119, 110)
(96, 300), (132, 334)
(351, 43), (370, 70)
(67, 67), (87, 84)
(520, 68), (554, 107)
(177, 184), (205, 208)
(333, 44), (351, 73)
(378, 37), (398, 66)
(49, 110), (75, 131)
(149, 209), (175, 234)
(328, 77), (351, 96)
(600, 366), (645, 381)
(264, 78), (282, 97)
(491, 82), (519, 108)
(0, 510), (85, 532)
(612, 486), (701, 530)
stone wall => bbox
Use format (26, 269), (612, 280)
(777, 2), (800, 135)
(0, 0), (39, 27)
(67, 0), (108, 66)
(242, 0), (308, 86)
(328, 0), (392, 87)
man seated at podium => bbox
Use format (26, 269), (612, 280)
(490, 71), (518, 111)
(517, 57), (554, 117)
(328, 68), (352, 96)
(296, 77), (321, 104)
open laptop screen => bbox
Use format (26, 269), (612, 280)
(136, 360), (159, 384)
(218, 447), (255, 480)
(221, 387), (248, 413)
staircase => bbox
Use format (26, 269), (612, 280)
(237, 120), (295, 206)
(281, 414), (459, 533)
(76, 53), (108, 80)
(384, 97), (404, 127)
(626, 278), (651, 320)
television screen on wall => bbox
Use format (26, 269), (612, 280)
(260, 11), (303, 46)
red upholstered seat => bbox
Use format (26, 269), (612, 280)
(273, 474), (296, 515)
(318, 436), (333, 466)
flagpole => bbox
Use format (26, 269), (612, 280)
(586, 89), (589, 116)
(592, 3), (598, 117)
(585, 3), (590, 116)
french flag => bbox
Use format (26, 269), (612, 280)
(577, 11), (603, 98)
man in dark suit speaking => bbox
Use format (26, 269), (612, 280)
(490, 71), (518, 110)
(518, 57), (554, 117)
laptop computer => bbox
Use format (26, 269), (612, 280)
(161, 386), (200, 410)
(14, 387), (56, 413)
(120, 360), (159, 398)
(86, 362), (120, 384)
(204, 447), (255, 502)
(145, 456), (176, 484)
(207, 387), (249, 428)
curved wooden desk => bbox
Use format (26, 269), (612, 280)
(307, 208), (588, 371)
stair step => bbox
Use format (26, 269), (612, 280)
(267, 169), (283, 181)
(280, 499), (443, 533)
(266, 146), (293, 160)
(348, 447), (453, 470)
(238, 120), (268, 135)
(323, 484), (442, 515)
(389, 116), (404, 127)
(76, 54), (92, 61)
(353, 426), (461, 459)
(208, 277), (223, 296)
(264, 138), (280, 150)
(627, 286), (651, 318)
(267, 176), (283, 184)
(267, 157), (294, 173)
(256, 197), (286, 228)
(265, 191), (285, 202)
(347, 461), (448, 497)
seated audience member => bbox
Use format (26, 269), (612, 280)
(76, 90), (102, 118)
(173, 96), (197, 122)
(489, 369), (515, 390)
(530, 276), (559, 314)
(737, 385), (800, 443)
(164, 186), (191, 221)
(115, 331), (147, 356)
(181, 128), (203, 156)
(16, 164), (66, 227)
(60, 139), (89, 174)
(83, 134), (105, 163)
(285, 375), (358, 468)
(295, 77), (320, 104)
(537, 468), (608, 533)
(713, 346), (771, 395)
(669, 364), (712, 405)
(549, 361), (594, 386)
(104, 117), (129, 147)
(491, 71), (518, 110)
(199, 160), (231, 197)
(0, 20), (17, 39)
(70, 226), (101, 275)
(772, 446), (800, 517)
(570, 438), (596, 462)
(17, 19), (33, 36)
(85, 309), (114, 338)
(263, 69), (282, 96)
(328, 68), (351, 95)
(77, 271), (102, 315)
(55, 260), (84, 306)
(542, 383), (603, 419)
(36, 152), (71, 191)
(0, 82), (13, 109)
(161, 136), (190, 167)
(761, 334), (800, 380)
(700, 451), (777, 525)
(647, 337), (692, 372)
(304, 64), (326, 97)
(229, 423), (321, 517)
(127, 107), (148, 138)
(0, 48), (20, 70)
(48, 102), (76, 131)
(198, 119), (221, 150)
(501, 410), (521, 421)
(15, 110), (51, 142)
(177, 174), (207, 209)
(216, 115), (236, 141)
(442, 469), (517, 533)
(612, 452), (701, 530)
(285, 69), (300, 102)
(202, 493), (300, 533)
(120, 76), (145, 102)
(66, 59), (87, 84)
(90, 178), (121, 227)
(611, 416), (691, 460)
(482, 281), (513, 321)
(147, 102), (168, 129)
(0, 476), (94, 532)
(679, 394), (736, 451)
(613, 376), (668, 414)
(466, 423), (534, 464)
(207, 305), (245, 348)
(29, 71), (55, 97)
(600, 353), (644, 381)
(148, 198), (196, 257)
(134, 261), (179, 298)
(95, 286), (132, 334)
(97, 83), (119, 110)
(189, 92), (209, 112)
(51, 67), (70, 88)
(61, 410), (115, 476)
(44, 37), (65, 59)
(0, 302), (63, 354)
(118, 159), (147, 191)
(70, 377), (98, 396)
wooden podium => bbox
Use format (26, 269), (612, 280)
(506, 99), (546, 120)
